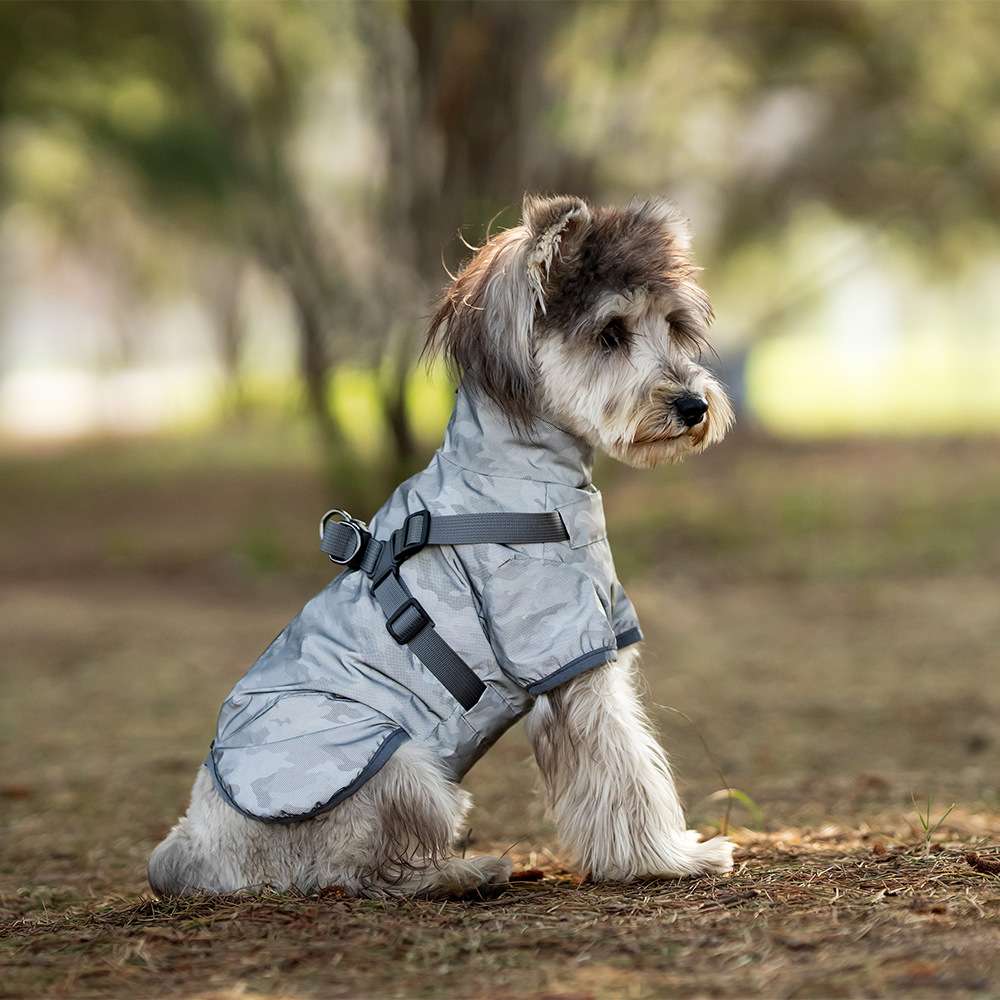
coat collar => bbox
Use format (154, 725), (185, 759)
(439, 386), (594, 487)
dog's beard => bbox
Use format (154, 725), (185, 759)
(613, 428), (700, 468)
(610, 421), (710, 468)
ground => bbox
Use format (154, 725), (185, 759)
(1, 427), (998, 999)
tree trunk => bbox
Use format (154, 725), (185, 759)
(381, 345), (417, 468)
(292, 290), (340, 450)
(203, 257), (247, 419)
(170, 0), (350, 458)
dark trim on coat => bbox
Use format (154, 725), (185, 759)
(615, 626), (644, 649)
(526, 646), (617, 695)
(207, 727), (410, 825)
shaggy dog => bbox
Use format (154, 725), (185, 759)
(149, 194), (735, 897)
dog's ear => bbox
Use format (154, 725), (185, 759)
(521, 194), (591, 304)
(638, 197), (692, 253)
(424, 195), (591, 430)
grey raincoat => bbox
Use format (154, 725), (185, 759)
(208, 387), (643, 822)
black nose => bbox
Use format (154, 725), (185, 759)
(675, 394), (708, 427)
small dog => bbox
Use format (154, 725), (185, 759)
(149, 194), (735, 898)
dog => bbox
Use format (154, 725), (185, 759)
(149, 194), (735, 898)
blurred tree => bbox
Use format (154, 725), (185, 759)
(0, 0), (585, 462)
(196, 253), (247, 418)
(0, 0), (352, 447)
(552, 1), (1000, 326)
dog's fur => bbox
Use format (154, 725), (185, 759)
(149, 194), (735, 898)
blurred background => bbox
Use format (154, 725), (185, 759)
(2, 3), (999, 986)
(2, 0), (999, 449)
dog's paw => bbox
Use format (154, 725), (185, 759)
(472, 855), (513, 885)
(609, 831), (735, 882)
(421, 855), (512, 897)
(680, 831), (735, 875)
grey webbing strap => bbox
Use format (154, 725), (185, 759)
(321, 521), (365, 564)
(319, 507), (569, 711)
(425, 511), (568, 546)
(357, 537), (383, 577)
(370, 572), (485, 710)
(320, 510), (569, 565)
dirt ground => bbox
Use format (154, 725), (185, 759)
(1, 428), (998, 999)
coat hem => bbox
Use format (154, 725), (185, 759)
(206, 727), (410, 825)
(526, 646), (617, 695)
(615, 626), (644, 649)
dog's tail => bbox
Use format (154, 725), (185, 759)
(147, 822), (216, 897)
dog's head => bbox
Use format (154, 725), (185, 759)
(426, 194), (733, 467)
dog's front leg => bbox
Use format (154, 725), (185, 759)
(525, 646), (734, 881)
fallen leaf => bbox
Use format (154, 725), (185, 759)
(965, 851), (1000, 876)
(0, 785), (33, 799)
(510, 868), (546, 881)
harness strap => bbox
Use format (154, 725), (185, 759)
(319, 507), (569, 710)
(370, 570), (487, 710)
(424, 511), (569, 546)
(320, 510), (568, 564)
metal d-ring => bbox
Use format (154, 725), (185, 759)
(318, 508), (364, 565)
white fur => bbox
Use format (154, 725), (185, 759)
(149, 742), (511, 897)
(527, 647), (733, 880)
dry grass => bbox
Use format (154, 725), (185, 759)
(1, 431), (999, 998)
(4, 828), (998, 999)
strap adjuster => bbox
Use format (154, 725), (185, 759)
(319, 509), (366, 566)
(385, 595), (431, 644)
(390, 509), (431, 564)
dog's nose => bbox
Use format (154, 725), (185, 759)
(675, 395), (708, 427)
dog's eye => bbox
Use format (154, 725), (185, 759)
(598, 318), (630, 353)
(666, 313), (706, 355)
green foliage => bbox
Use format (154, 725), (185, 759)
(703, 788), (766, 833)
(911, 794), (958, 854)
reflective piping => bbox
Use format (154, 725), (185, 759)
(525, 646), (617, 695)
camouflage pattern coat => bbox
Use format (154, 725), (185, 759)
(208, 387), (643, 822)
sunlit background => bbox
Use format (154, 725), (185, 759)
(2, 1), (999, 449)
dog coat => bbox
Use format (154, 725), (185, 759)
(208, 386), (643, 822)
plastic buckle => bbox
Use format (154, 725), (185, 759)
(390, 509), (431, 564)
(385, 596), (431, 645)
(319, 508), (367, 566)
